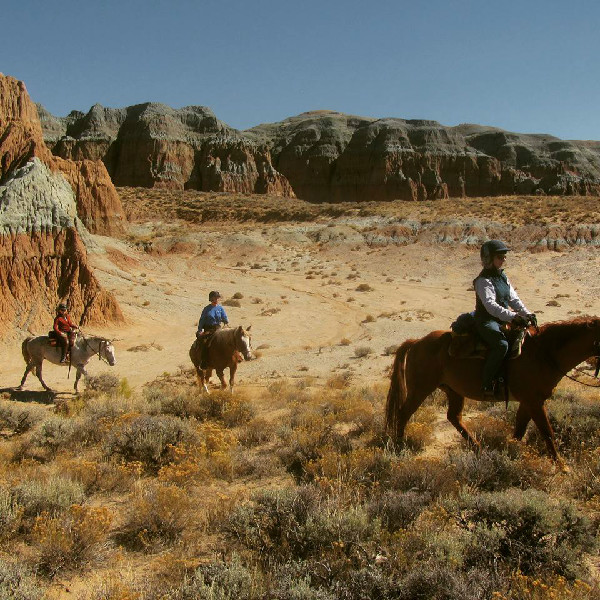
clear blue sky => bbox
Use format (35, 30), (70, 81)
(2, 0), (599, 140)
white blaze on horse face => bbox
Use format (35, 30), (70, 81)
(241, 334), (252, 360)
(104, 343), (117, 366)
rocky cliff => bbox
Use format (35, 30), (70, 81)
(41, 103), (600, 201)
(0, 74), (123, 336)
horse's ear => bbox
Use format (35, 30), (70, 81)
(246, 325), (252, 331)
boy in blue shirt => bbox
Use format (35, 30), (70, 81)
(197, 291), (229, 368)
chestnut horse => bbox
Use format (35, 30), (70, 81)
(386, 317), (600, 464)
(189, 326), (254, 393)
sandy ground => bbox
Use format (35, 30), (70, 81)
(2, 215), (599, 396)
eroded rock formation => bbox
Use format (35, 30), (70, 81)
(41, 103), (600, 201)
(0, 74), (124, 336)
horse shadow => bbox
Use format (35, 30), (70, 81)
(0, 387), (63, 405)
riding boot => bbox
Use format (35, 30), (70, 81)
(60, 351), (67, 363)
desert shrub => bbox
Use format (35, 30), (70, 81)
(14, 475), (85, 519)
(446, 488), (596, 578)
(389, 456), (458, 498)
(152, 387), (254, 427)
(355, 284), (373, 292)
(56, 457), (143, 493)
(305, 446), (392, 492)
(450, 449), (521, 491)
(393, 560), (488, 600)
(353, 346), (372, 358)
(465, 414), (516, 453)
(0, 402), (46, 435)
(0, 485), (24, 540)
(383, 344), (399, 356)
(116, 482), (194, 551)
(237, 417), (277, 447)
(158, 423), (237, 484)
(227, 487), (380, 563)
(540, 389), (600, 456)
(325, 372), (352, 389)
(31, 504), (112, 576)
(232, 292), (244, 299)
(403, 421), (435, 452)
(168, 554), (259, 600)
(0, 561), (43, 600)
(367, 489), (432, 531)
(278, 425), (352, 482)
(103, 414), (197, 472)
(85, 373), (121, 394)
(223, 298), (242, 307)
(498, 571), (597, 600)
(27, 416), (78, 454)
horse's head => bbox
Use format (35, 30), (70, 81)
(235, 325), (254, 361)
(100, 339), (117, 366)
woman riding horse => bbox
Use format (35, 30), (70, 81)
(474, 240), (536, 399)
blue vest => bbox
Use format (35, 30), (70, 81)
(474, 268), (511, 322)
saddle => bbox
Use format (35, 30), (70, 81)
(448, 313), (527, 360)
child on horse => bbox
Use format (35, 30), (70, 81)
(52, 302), (79, 363)
(474, 240), (536, 399)
(196, 291), (229, 368)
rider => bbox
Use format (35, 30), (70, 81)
(474, 240), (535, 399)
(196, 291), (229, 368)
(53, 302), (79, 363)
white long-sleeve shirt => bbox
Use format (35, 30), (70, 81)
(475, 276), (530, 322)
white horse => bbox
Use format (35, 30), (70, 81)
(19, 333), (116, 393)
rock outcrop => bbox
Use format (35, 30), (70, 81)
(42, 102), (294, 197)
(2, 75), (125, 235)
(41, 103), (600, 201)
(0, 74), (123, 336)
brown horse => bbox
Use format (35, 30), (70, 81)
(386, 317), (600, 465)
(189, 326), (254, 393)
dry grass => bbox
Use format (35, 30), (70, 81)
(0, 373), (598, 598)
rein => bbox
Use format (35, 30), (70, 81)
(564, 360), (600, 387)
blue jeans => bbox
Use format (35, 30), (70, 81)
(475, 319), (508, 390)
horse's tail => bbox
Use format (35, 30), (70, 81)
(385, 340), (413, 441)
(21, 337), (33, 365)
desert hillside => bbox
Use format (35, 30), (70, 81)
(39, 102), (600, 200)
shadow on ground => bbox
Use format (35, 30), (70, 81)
(0, 387), (64, 404)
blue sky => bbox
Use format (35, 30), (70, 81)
(2, 0), (599, 139)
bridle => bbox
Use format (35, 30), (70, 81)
(80, 333), (114, 365)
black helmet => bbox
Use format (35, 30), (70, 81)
(209, 291), (222, 301)
(481, 240), (509, 266)
(57, 302), (68, 311)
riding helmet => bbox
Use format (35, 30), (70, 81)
(57, 302), (68, 311)
(480, 240), (509, 266)
(209, 290), (222, 301)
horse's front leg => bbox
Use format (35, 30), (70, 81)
(74, 365), (87, 393)
(229, 363), (238, 394)
(529, 400), (567, 470)
(216, 368), (227, 390)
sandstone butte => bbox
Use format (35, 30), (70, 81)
(39, 102), (600, 201)
(0, 73), (124, 338)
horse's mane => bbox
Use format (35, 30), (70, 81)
(533, 316), (600, 347)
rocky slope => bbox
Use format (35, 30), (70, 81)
(40, 103), (600, 201)
(0, 74), (123, 337)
